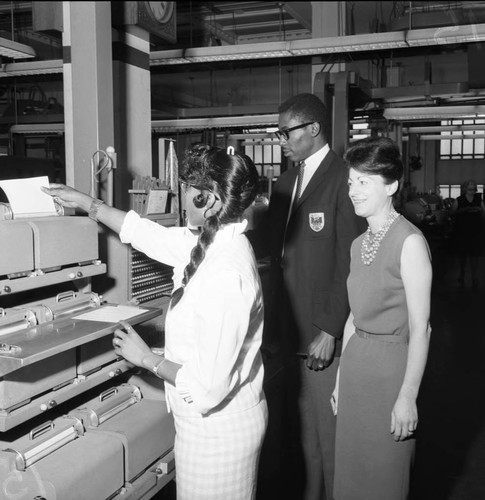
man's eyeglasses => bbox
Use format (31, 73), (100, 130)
(274, 122), (314, 141)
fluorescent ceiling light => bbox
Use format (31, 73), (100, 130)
(152, 114), (278, 132)
(10, 123), (65, 134)
(291, 31), (409, 55)
(150, 23), (485, 66)
(0, 36), (36, 59)
(184, 42), (292, 62)
(384, 106), (485, 121)
(150, 49), (189, 65)
(407, 23), (485, 46)
(0, 59), (63, 77)
(418, 133), (485, 140)
(151, 43), (292, 65)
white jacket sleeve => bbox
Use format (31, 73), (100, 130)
(119, 210), (196, 269)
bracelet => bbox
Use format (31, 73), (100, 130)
(152, 358), (166, 378)
(88, 198), (105, 222)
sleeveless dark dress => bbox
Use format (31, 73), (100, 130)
(334, 216), (426, 500)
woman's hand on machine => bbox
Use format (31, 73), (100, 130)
(112, 320), (152, 368)
(41, 184), (93, 211)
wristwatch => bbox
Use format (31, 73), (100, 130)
(88, 199), (105, 221)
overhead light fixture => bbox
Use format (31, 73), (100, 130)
(384, 105), (485, 121)
(404, 124), (485, 133)
(10, 123), (65, 134)
(406, 22), (485, 46)
(150, 23), (485, 66)
(415, 133), (485, 140)
(184, 42), (292, 62)
(0, 36), (36, 59)
(152, 114), (279, 132)
(290, 31), (409, 55)
(0, 59), (63, 78)
(151, 43), (292, 66)
(150, 49), (189, 65)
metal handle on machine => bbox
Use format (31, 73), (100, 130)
(30, 421), (54, 440)
(4, 418), (84, 471)
(50, 291), (101, 320)
(87, 385), (142, 427)
(56, 290), (76, 303)
(99, 386), (118, 402)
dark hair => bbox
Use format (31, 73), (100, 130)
(344, 137), (403, 186)
(171, 144), (259, 307)
(461, 179), (477, 194)
(278, 93), (328, 139)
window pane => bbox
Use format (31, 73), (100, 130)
(450, 185), (461, 198)
(439, 186), (449, 198)
(463, 138), (474, 155)
(440, 140), (450, 156)
(273, 146), (281, 164)
(263, 144), (272, 163)
(451, 140), (462, 155)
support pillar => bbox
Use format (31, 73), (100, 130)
(62, 1), (114, 197)
(112, 26), (152, 210)
(333, 71), (350, 157)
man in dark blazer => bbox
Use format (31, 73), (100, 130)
(250, 93), (366, 500)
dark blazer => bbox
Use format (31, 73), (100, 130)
(250, 149), (366, 354)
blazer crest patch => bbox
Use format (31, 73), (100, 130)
(309, 212), (325, 232)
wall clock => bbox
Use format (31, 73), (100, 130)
(121, 1), (176, 43)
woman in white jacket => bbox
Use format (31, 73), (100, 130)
(42, 144), (268, 500)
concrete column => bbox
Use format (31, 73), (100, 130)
(333, 71), (350, 157)
(313, 72), (333, 147)
(311, 1), (347, 85)
(112, 26), (152, 210)
(62, 1), (114, 197)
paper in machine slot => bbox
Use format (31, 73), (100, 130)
(0, 175), (59, 219)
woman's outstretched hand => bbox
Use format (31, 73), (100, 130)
(41, 184), (93, 211)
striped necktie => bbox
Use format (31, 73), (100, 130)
(295, 160), (305, 200)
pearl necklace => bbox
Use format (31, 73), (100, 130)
(361, 210), (400, 265)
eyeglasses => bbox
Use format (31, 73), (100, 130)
(179, 180), (220, 200)
(179, 180), (202, 193)
(274, 122), (314, 141)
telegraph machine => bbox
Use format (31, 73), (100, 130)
(0, 200), (176, 499)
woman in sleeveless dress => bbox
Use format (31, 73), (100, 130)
(332, 137), (432, 500)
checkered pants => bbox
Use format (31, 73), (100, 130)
(173, 399), (268, 500)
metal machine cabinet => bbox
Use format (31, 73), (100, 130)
(98, 213), (177, 306)
(70, 383), (175, 485)
(0, 415), (125, 499)
(0, 212), (176, 499)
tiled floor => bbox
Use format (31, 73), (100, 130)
(152, 252), (485, 500)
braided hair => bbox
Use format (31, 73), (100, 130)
(171, 144), (259, 307)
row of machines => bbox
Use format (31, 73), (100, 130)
(0, 210), (175, 499)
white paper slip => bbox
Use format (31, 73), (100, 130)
(0, 176), (57, 218)
(74, 305), (149, 323)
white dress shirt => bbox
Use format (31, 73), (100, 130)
(291, 143), (330, 207)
